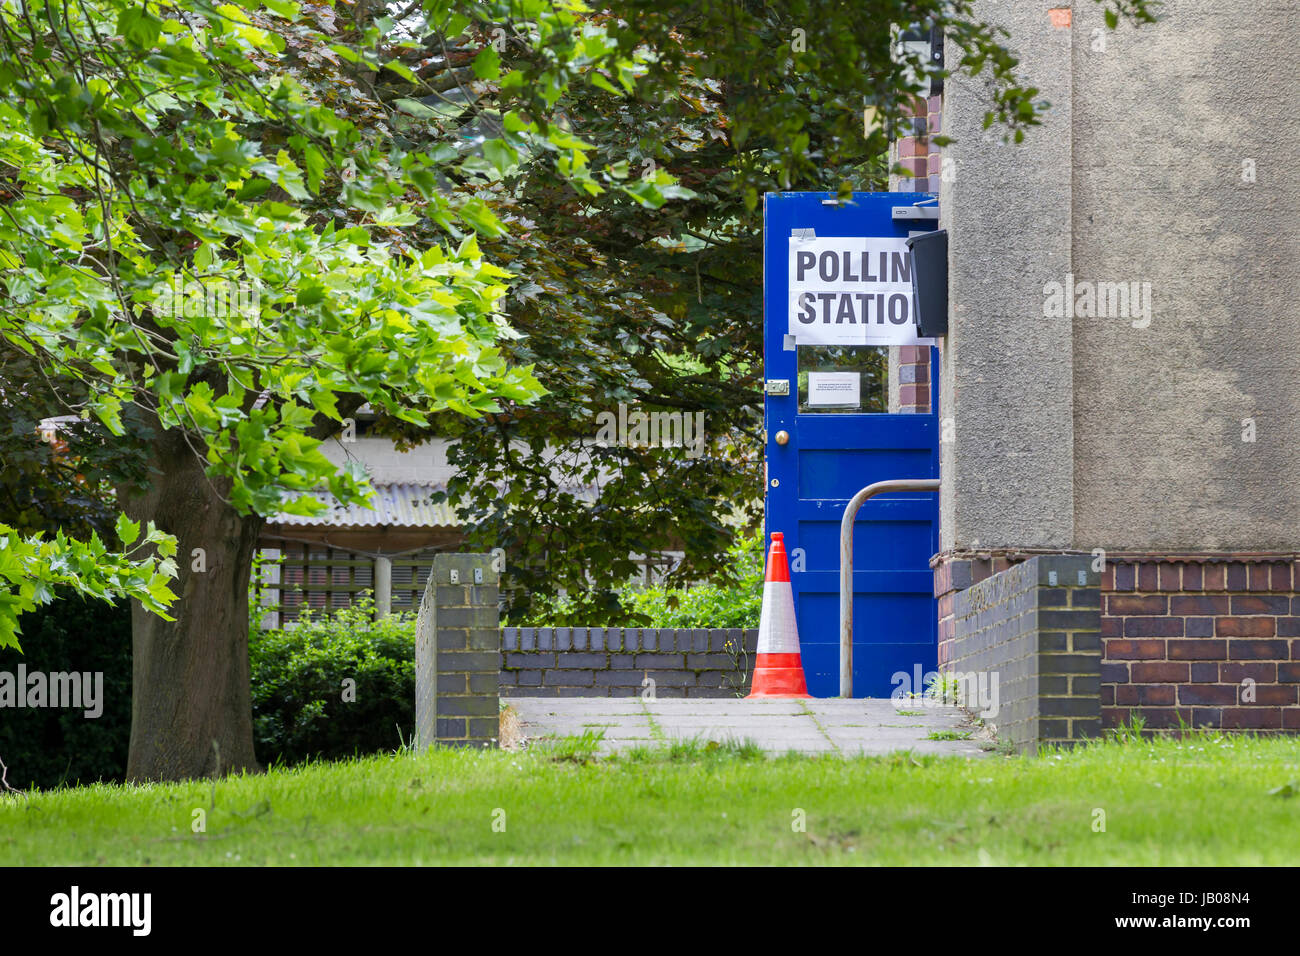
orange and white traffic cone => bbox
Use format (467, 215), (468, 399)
(747, 532), (811, 698)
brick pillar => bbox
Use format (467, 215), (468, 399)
(934, 555), (974, 670)
(890, 93), (944, 195)
(1035, 557), (1103, 746)
(934, 552), (1020, 668)
(414, 553), (500, 749)
(943, 553), (1100, 752)
(888, 92), (942, 415)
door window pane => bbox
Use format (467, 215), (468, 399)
(797, 344), (888, 414)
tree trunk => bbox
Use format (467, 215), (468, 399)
(121, 431), (263, 782)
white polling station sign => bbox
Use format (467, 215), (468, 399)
(787, 236), (934, 346)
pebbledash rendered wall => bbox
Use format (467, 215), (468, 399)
(499, 628), (757, 697)
(929, 2), (1300, 741)
(938, 1), (1300, 554)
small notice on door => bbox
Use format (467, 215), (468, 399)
(806, 372), (861, 408)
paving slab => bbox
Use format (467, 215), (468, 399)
(643, 699), (807, 713)
(507, 696), (988, 757)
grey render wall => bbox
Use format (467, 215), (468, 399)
(940, 2), (1300, 554)
(938, 1), (1075, 552)
(1068, 1), (1300, 550)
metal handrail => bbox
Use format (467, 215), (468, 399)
(840, 478), (941, 697)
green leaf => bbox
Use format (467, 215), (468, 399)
(473, 46), (501, 81)
(302, 143), (326, 193)
(236, 177), (274, 200)
(115, 514), (141, 547)
(309, 389), (340, 420)
(456, 198), (504, 236)
(589, 72), (620, 96)
(263, 0), (300, 18)
(383, 59), (418, 83)
(502, 111), (532, 133)
(329, 44), (365, 64)
(481, 139), (518, 174)
(117, 7), (162, 48)
(621, 179), (666, 208)
(297, 284), (326, 305)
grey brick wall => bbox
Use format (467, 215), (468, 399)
(500, 628), (757, 697)
(415, 554), (500, 748)
(949, 555), (1101, 752)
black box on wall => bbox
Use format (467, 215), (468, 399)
(907, 228), (948, 337)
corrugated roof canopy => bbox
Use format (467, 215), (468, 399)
(269, 481), (603, 529)
(270, 482), (460, 529)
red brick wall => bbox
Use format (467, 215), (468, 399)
(1101, 557), (1300, 732)
(897, 344), (931, 413)
(935, 552), (1020, 670)
(933, 551), (1300, 734)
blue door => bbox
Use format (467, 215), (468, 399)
(763, 192), (940, 698)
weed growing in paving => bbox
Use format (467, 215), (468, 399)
(532, 730), (608, 763)
(622, 736), (765, 763)
(925, 672), (961, 705)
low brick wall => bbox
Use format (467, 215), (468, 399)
(935, 549), (1300, 737)
(947, 555), (1102, 752)
(500, 628), (757, 698)
(1101, 557), (1300, 732)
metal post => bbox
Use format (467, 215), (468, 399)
(259, 547), (281, 631)
(375, 555), (392, 618)
(840, 478), (941, 697)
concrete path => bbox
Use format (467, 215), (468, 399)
(507, 697), (989, 757)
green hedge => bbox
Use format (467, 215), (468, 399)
(0, 597), (133, 790)
(626, 531), (763, 628)
(249, 599), (416, 767)
(0, 596), (420, 788)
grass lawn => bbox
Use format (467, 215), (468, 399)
(4, 732), (1299, 865)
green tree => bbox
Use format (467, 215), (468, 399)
(0, 0), (655, 779)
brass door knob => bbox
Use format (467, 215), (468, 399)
(774, 430), (789, 446)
